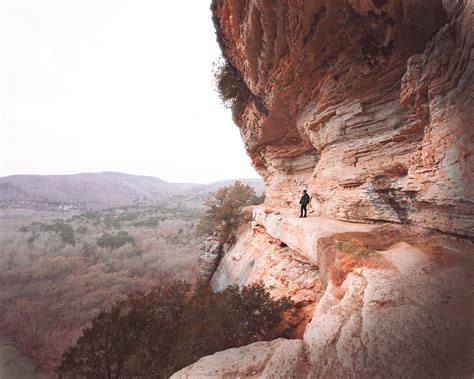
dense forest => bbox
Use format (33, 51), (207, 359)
(0, 181), (270, 375)
(0, 201), (202, 372)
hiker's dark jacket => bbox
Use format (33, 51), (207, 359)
(300, 193), (310, 205)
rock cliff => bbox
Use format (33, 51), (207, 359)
(174, 0), (473, 377)
(178, 207), (474, 377)
(212, 0), (473, 237)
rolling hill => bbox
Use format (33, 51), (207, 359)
(0, 172), (263, 211)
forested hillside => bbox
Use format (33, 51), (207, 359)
(0, 202), (200, 372)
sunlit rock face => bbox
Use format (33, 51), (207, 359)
(171, 338), (311, 379)
(183, 205), (474, 378)
(175, 2), (473, 377)
(211, 0), (473, 237)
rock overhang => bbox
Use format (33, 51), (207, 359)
(211, 0), (473, 237)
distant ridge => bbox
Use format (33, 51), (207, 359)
(0, 172), (263, 211)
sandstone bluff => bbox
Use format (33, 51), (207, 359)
(175, 0), (473, 377)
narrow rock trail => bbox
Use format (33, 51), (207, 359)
(178, 0), (473, 375)
(183, 206), (474, 378)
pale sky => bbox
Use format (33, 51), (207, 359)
(0, 0), (259, 183)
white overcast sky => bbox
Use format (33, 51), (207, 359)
(0, 0), (259, 183)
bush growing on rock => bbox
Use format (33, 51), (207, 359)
(213, 58), (250, 113)
(197, 181), (262, 244)
(56, 281), (292, 378)
(171, 281), (292, 369)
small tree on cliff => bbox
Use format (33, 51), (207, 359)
(197, 181), (262, 244)
(57, 281), (190, 378)
(57, 281), (292, 378)
(213, 58), (250, 114)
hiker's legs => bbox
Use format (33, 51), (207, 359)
(300, 205), (304, 217)
(303, 204), (307, 217)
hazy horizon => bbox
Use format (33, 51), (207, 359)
(0, 169), (261, 184)
(1, 0), (259, 183)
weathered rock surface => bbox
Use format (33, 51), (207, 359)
(171, 338), (310, 379)
(212, 0), (473, 237)
(182, 208), (474, 377)
(304, 243), (474, 378)
(172, 0), (474, 377)
(198, 234), (223, 280)
(212, 220), (321, 304)
(211, 218), (321, 337)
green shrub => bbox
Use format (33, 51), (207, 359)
(196, 181), (257, 244)
(57, 281), (292, 378)
(55, 223), (76, 245)
(76, 225), (88, 234)
(132, 216), (160, 228)
(97, 231), (134, 250)
(171, 282), (293, 369)
(31, 221), (76, 246)
(213, 59), (249, 112)
(251, 192), (266, 205)
(116, 211), (140, 222)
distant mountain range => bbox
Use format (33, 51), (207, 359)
(0, 172), (263, 211)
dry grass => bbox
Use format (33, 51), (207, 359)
(412, 238), (461, 267)
(331, 238), (382, 287)
(335, 238), (375, 258)
(331, 254), (359, 287)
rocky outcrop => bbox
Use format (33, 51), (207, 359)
(303, 245), (474, 378)
(211, 0), (473, 238)
(171, 338), (310, 379)
(182, 207), (474, 377)
(197, 234), (224, 280)
(212, 220), (322, 302)
(212, 219), (322, 337)
(173, 0), (473, 377)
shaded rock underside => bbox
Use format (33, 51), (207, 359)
(179, 0), (473, 377)
(212, 0), (473, 238)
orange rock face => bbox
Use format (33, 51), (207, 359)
(174, 3), (473, 376)
(211, 0), (473, 237)
(183, 206), (474, 377)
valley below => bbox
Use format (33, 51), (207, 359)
(0, 205), (200, 373)
(1, 0), (473, 376)
(0, 173), (263, 375)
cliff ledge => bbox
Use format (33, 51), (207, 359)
(175, 0), (473, 377)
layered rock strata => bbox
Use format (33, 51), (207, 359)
(211, 0), (473, 237)
(177, 207), (474, 377)
(173, 0), (473, 376)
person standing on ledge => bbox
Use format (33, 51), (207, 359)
(299, 190), (310, 218)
